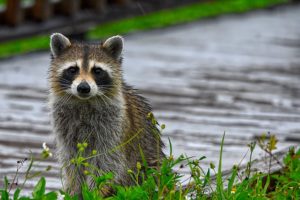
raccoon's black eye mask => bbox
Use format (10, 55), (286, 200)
(67, 66), (79, 75)
(92, 67), (104, 75)
(92, 67), (112, 90)
(59, 66), (79, 89)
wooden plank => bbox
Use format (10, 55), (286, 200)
(0, 0), (207, 42)
(4, 0), (23, 26)
(55, 0), (81, 16)
(31, 0), (52, 21)
(81, 0), (107, 12)
(108, 0), (130, 5)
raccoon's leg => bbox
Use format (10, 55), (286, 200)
(86, 176), (114, 197)
(63, 164), (86, 197)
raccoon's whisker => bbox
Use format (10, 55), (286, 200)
(50, 82), (70, 89)
(53, 88), (69, 94)
(57, 94), (68, 104)
(52, 88), (65, 94)
(101, 94), (113, 104)
(102, 94), (112, 106)
(54, 85), (69, 90)
(96, 91), (112, 104)
(51, 77), (70, 82)
(94, 96), (103, 106)
(64, 94), (73, 104)
(98, 95), (109, 107)
(58, 93), (72, 105)
(99, 84), (117, 87)
(97, 84), (114, 88)
(51, 80), (71, 85)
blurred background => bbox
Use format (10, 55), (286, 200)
(0, 0), (299, 192)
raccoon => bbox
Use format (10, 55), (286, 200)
(48, 33), (165, 195)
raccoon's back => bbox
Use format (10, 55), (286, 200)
(122, 84), (165, 167)
(123, 84), (152, 126)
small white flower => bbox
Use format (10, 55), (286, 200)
(57, 192), (65, 200)
(43, 142), (49, 151)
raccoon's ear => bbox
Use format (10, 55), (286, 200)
(102, 35), (124, 60)
(50, 33), (71, 58)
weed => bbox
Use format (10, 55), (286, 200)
(0, 120), (299, 199)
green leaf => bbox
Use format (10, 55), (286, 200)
(18, 197), (31, 200)
(96, 172), (114, 186)
(63, 192), (78, 200)
(82, 184), (93, 200)
(59, 189), (65, 195)
(32, 177), (46, 199)
(203, 169), (210, 187)
(263, 175), (270, 194)
(14, 188), (21, 200)
(290, 171), (300, 181)
(44, 191), (58, 200)
(168, 137), (173, 156)
(227, 167), (237, 197)
(199, 156), (206, 161)
(4, 176), (9, 191)
(1, 190), (9, 200)
(267, 135), (278, 151)
(216, 132), (226, 199)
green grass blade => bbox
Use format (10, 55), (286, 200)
(227, 166), (237, 197)
(216, 132), (226, 199)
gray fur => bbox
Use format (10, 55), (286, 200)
(50, 33), (71, 58)
(50, 94), (129, 194)
(48, 34), (165, 196)
(102, 36), (123, 60)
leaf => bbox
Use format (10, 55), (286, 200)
(96, 172), (114, 186)
(18, 197), (31, 200)
(263, 175), (270, 194)
(32, 177), (46, 199)
(82, 184), (93, 200)
(14, 188), (21, 200)
(168, 137), (173, 156)
(267, 135), (278, 151)
(59, 189), (65, 195)
(1, 190), (9, 200)
(44, 191), (58, 200)
(216, 132), (226, 199)
(290, 171), (300, 181)
(227, 167), (237, 197)
(4, 176), (9, 190)
(203, 169), (210, 187)
(63, 193), (78, 200)
(199, 156), (206, 161)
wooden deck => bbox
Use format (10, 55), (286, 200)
(0, 4), (300, 192)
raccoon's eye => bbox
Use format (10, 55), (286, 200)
(92, 67), (104, 75)
(67, 66), (79, 74)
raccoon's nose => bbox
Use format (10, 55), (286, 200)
(77, 82), (91, 94)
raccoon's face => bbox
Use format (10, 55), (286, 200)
(49, 33), (123, 100)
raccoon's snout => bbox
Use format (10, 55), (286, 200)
(77, 81), (91, 95)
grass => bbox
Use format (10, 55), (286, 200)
(0, 114), (299, 199)
(0, 0), (289, 59)
(0, 1), (33, 5)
